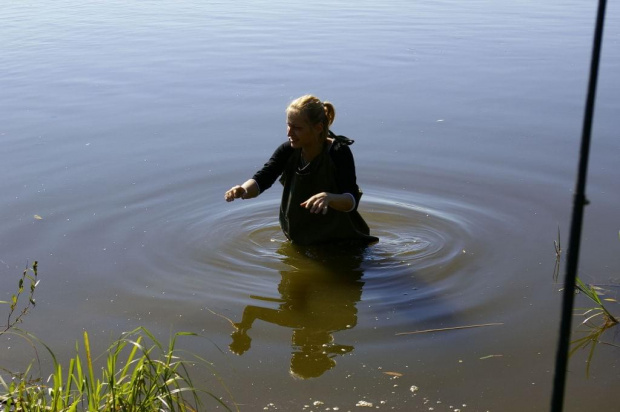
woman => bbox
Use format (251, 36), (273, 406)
(224, 95), (378, 245)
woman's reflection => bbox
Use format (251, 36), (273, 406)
(230, 243), (366, 379)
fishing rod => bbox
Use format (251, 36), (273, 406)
(550, 0), (608, 411)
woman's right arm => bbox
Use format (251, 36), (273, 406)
(224, 142), (292, 202)
(224, 179), (259, 202)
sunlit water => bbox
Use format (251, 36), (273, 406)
(1, 1), (619, 410)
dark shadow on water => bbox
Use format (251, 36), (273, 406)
(229, 242), (368, 379)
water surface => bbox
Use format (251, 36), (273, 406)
(1, 1), (619, 410)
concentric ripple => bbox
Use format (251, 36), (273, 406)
(157, 189), (503, 310)
(45, 163), (509, 331)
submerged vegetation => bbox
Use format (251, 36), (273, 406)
(1, 262), (237, 411)
(554, 230), (620, 376)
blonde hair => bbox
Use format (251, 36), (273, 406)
(286, 95), (335, 140)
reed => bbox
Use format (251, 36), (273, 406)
(1, 263), (237, 411)
(1, 261), (39, 336)
(553, 229), (619, 376)
(1, 327), (236, 411)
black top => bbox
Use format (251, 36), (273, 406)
(252, 140), (362, 210)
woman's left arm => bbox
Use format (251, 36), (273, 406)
(300, 144), (360, 214)
(300, 192), (354, 214)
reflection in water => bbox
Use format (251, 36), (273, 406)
(230, 243), (366, 379)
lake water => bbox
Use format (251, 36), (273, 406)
(1, 0), (619, 410)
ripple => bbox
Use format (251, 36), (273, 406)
(38, 167), (511, 330)
(347, 196), (478, 312)
(159, 190), (502, 312)
(126, 184), (493, 285)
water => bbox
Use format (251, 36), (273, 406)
(1, 0), (619, 410)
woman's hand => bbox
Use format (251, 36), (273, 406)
(225, 180), (259, 202)
(225, 185), (247, 202)
(301, 192), (356, 214)
(300, 192), (331, 214)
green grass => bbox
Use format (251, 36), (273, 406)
(1, 328), (236, 411)
(1, 263), (238, 411)
(1, 261), (39, 335)
(553, 229), (620, 376)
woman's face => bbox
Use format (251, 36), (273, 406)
(286, 111), (322, 150)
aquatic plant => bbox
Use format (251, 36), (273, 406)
(553, 228), (561, 282)
(1, 263), (237, 411)
(1, 328), (236, 411)
(553, 229), (619, 376)
(1, 261), (39, 336)
(570, 278), (619, 376)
